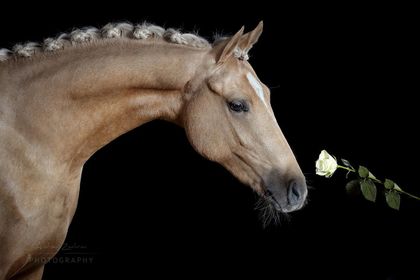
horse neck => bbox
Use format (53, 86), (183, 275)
(4, 40), (208, 172)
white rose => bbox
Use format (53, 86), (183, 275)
(316, 150), (338, 178)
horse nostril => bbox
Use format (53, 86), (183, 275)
(292, 185), (300, 199)
(288, 182), (302, 206)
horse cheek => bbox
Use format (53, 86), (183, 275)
(184, 96), (230, 162)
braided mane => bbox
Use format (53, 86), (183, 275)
(0, 22), (211, 63)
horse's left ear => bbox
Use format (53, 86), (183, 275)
(237, 21), (263, 60)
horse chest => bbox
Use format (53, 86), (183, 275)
(0, 169), (81, 276)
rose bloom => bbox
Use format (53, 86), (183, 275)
(316, 150), (338, 178)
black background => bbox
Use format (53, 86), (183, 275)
(1, 7), (419, 280)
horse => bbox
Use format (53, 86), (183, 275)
(0, 21), (307, 279)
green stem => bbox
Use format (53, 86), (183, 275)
(337, 165), (383, 183)
(398, 189), (420, 201)
(370, 177), (382, 184)
(336, 164), (420, 201)
(337, 165), (355, 173)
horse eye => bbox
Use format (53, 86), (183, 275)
(228, 100), (248, 113)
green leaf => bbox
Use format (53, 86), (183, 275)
(385, 191), (401, 210)
(360, 179), (377, 202)
(341, 158), (354, 169)
(384, 179), (394, 190)
(345, 179), (360, 195)
(358, 166), (369, 178)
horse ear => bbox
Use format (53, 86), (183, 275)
(215, 26), (244, 64)
(237, 21), (263, 58)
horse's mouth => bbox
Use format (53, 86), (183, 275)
(263, 189), (306, 213)
(263, 190), (283, 212)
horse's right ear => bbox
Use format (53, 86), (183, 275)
(214, 26), (244, 64)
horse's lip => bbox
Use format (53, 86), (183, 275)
(272, 201), (282, 212)
(264, 190), (283, 212)
(263, 190), (304, 213)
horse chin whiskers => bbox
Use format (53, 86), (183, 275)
(254, 194), (289, 228)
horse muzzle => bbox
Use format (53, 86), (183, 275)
(263, 174), (308, 213)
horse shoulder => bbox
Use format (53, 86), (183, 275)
(0, 124), (82, 279)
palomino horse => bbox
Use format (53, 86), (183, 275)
(0, 21), (307, 279)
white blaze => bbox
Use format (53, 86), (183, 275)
(246, 72), (267, 107)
